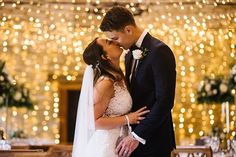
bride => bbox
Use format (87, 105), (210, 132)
(72, 38), (149, 157)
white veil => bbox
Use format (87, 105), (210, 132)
(72, 65), (95, 157)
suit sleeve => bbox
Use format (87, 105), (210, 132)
(133, 44), (176, 141)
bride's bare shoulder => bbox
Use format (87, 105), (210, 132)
(94, 76), (115, 99)
(95, 76), (115, 88)
(97, 75), (114, 83)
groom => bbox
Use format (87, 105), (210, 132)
(100, 6), (176, 157)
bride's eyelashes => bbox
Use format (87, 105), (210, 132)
(106, 39), (113, 45)
(108, 40), (112, 45)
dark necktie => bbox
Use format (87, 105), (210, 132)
(129, 45), (139, 83)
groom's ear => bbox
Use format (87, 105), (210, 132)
(124, 25), (133, 35)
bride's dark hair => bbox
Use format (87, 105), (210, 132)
(83, 38), (124, 84)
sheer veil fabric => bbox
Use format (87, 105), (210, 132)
(72, 65), (95, 157)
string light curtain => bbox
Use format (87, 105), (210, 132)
(0, 0), (235, 144)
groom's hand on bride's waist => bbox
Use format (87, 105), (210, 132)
(115, 134), (139, 157)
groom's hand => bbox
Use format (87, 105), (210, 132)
(115, 134), (139, 157)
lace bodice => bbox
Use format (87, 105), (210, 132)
(104, 81), (132, 117)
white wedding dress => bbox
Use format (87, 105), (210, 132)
(83, 77), (132, 157)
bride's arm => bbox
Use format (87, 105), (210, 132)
(93, 79), (125, 130)
(94, 79), (149, 130)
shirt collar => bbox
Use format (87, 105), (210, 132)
(135, 30), (148, 48)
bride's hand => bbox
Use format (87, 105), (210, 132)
(127, 106), (150, 124)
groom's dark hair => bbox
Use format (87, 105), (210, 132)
(100, 6), (136, 32)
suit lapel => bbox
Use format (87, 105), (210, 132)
(133, 33), (152, 77)
(126, 33), (153, 86)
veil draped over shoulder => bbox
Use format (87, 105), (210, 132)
(72, 65), (95, 157)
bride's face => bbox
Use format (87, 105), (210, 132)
(97, 38), (123, 60)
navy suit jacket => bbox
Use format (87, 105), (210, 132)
(125, 33), (176, 156)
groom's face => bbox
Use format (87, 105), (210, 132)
(105, 30), (133, 50)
